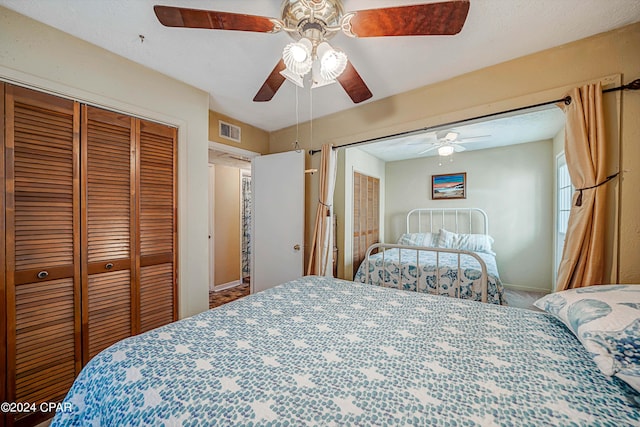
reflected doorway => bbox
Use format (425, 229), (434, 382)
(208, 143), (259, 292)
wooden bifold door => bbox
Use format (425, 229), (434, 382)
(2, 84), (177, 427)
(352, 172), (380, 279)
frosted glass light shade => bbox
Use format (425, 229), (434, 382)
(438, 145), (455, 156)
(282, 38), (313, 76)
(310, 61), (336, 88)
(316, 42), (347, 81)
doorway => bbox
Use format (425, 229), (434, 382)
(208, 142), (259, 292)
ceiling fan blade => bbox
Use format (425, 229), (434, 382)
(417, 145), (439, 155)
(458, 134), (491, 143)
(453, 144), (467, 152)
(253, 59), (287, 102)
(407, 138), (435, 146)
(154, 5), (281, 33)
(406, 132), (438, 145)
(343, 0), (470, 38)
(336, 60), (373, 104)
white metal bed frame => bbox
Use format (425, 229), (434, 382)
(407, 207), (489, 235)
(364, 208), (489, 303)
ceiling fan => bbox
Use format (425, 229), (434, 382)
(417, 131), (489, 156)
(153, 0), (470, 104)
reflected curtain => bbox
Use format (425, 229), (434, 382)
(556, 82), (608, 291)
(307, 144), (337, 277)
(241, 174), (252, 280)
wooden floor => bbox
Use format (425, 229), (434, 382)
(209, 282), (250, 309)
(209, 282), (548, 311)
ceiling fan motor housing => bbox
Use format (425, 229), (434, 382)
(281, 0), (344, 42)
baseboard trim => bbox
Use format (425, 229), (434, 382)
(212, 280), (241, 292)
(502, 282), (552, 294)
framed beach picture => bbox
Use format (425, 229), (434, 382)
(432, 172), (466, 200)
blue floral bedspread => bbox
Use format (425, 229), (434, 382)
(52, 276), (639, 426)
(354, 248), (506, 305)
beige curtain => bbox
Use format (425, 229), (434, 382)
(556, 82), (609, 291)
(307, 144), (337, 276)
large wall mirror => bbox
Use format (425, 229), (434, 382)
(333, 105), (567, 294)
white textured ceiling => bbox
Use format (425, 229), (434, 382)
(1, 0), (639, 132)
(357, 105), (566, 162)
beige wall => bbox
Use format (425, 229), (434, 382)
(0, 6), (210, 317)
(209, 110), (269, 155)
(213, 165), (241, 286)
(384, 141), (554, 292)
(270, 22), (640, 284)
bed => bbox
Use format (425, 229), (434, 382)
(354, 208), (506, 304)
(52, 276), (640, 426)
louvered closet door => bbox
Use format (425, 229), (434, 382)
(1, 83), (6, 427)
(4, 85), (81, 423)
(137, 119), (177, 333)
(82, 106), (135, 361)
(352, 172), (380, 279)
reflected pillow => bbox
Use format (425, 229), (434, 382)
(437, 228), (496, 255)
(396, 232), (438, 247)
(534, 285), (640, 392)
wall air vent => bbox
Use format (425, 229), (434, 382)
(219, 120), (241, 143)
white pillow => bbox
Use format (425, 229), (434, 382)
(437, 228), (495, 255)
(396, 232), (438, 247)
(534, 285), (640, 392)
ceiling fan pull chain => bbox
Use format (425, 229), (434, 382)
(309, 83), (314, 152)
(294, 85), (302, 152)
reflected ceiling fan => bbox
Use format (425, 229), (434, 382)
(417, 131), (489, 156)
(153, 0), (470, 103)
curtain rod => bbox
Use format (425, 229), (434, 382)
(309, 78), (640, 155)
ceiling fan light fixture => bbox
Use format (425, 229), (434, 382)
(438, 145), (455, 156)
(310, 61), (336, 88)
(282, 37), (313, 75)
(280, 67), (305, 88)
(316, 41), (348, 81)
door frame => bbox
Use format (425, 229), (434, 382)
(208, 142), (259, 292)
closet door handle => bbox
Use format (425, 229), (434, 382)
(37, 271), (49, 279)
(105, 263), (114, 270)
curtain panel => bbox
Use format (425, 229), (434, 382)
(556, 82), (608, 291)
(241, 175), (252, 280)
(307, 144), (337, 276)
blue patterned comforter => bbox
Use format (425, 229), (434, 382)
(354, 248), (506, 305)
(52, 276), (639, 426)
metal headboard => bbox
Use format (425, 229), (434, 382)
(406, 208), (489, 235)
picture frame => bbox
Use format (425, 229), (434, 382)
(432, 172), (466, 200)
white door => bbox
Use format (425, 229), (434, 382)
(251, 150), (305, 293)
